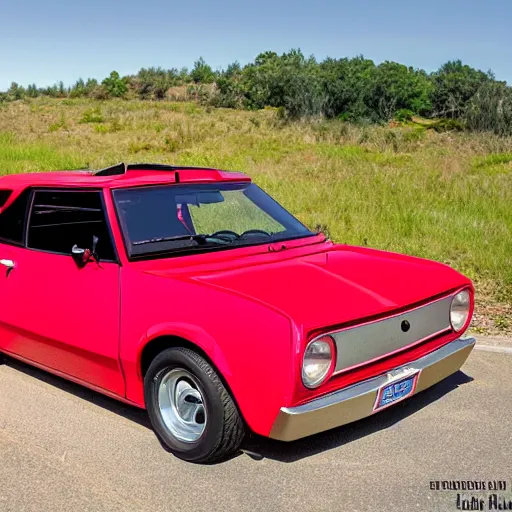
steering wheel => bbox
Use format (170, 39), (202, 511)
(209, 230), (240, 242)
(240, 229), (273, 239)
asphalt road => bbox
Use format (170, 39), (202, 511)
(0, 340), (511, 512)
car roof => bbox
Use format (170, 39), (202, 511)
(0, 163), (250, 191)
(0, 164), (251, 212)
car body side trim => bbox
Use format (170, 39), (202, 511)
(0, 348), (141, 408)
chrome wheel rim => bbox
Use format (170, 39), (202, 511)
(158, 368), (207, 443)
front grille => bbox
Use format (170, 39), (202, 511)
(327, 295), (452, 374)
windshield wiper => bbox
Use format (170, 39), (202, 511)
(132, 234), (213, 246)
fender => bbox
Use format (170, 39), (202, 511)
(138, 322), (234, 382)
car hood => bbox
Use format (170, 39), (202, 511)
(146, 243), (470, 333)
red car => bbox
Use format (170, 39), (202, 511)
(0, 163), (475, 463)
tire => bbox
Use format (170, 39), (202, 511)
(144, 347), (245, 463)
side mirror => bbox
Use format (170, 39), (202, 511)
(91, 235), (99, 258)
(71, 245), (92, 268)
(71, 236), (101, 268)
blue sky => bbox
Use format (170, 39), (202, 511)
(1, 0), (510, 90)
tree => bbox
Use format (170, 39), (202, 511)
(69, 78), (86, 98)
(84, 79), (99, 97)
(26, 84), (39, 98)
(240, 49), (327, 117)
(7, 82), (25, 101)
(254, 51), (278, 66)
(135, 67), (179, 99)
(365, 62), (433, 120)
(224, 61), (241, 78)
(2, 51), (511, 135)
(57, 81), (67, 98)
(42, 84), (59, 98)
(178, 67), (189, 83)
(465, 81), (512, 135)
(190, 57), (215, 84)
(430, 60), (491, 118)
(319, 56), (376, 119)
(214, 62), (245, 108)
(102, 71), (128, 98)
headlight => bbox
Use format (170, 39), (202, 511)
(450, 289), (471, 331)
(302, 335), (335, 388)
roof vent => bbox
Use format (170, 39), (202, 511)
(126, 163), (218, 172)
(95, 163), (127, 176)
(93, 162), (221, 177)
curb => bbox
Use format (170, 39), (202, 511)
(473, 335), (512, 355)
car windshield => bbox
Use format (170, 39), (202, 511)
(113, 182), (314, 258)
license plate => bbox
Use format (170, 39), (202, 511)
(374, 372), (419, 412)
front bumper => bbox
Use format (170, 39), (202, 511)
(269, 336), (476, 441)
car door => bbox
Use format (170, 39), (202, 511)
(0, 188), (125, 397)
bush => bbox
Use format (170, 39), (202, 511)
(210, 62), (245, 108)
(3, 52), (512, 136)
(7, 82), (25, 101)
(464, 82), (512, 136)
(190, 58), (216, 84)
(430, 60), (491, 118)
(102, 71), (128, 98)
(394, 109), (415, 122)
(84, 79), (99, 96)
(366, 62), (433, 120)
(26, 84), (39, 98)
(90, 85), (110, 100)
(48, 113), (67, 132)
(427, 118), (465, 133)
(135, 67), (180, 99)
(79, 107), (104, 124)
(240, 49), (327, 118)
(69, 78), (86, 98)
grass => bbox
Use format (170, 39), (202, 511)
(0, 132), (85, 173)
(0, 97), (511, 333)
(188, 191), (284, 235)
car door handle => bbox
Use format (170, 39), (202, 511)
(0, 259), (15, 269)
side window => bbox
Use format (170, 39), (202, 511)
(27, 190), (116, 261)
(0, 190), (13, 207)
(0, 189), (31, 245)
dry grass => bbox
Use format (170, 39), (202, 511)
(0, 97), (511, 334)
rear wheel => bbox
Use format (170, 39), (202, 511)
(144, 347), (245, 463)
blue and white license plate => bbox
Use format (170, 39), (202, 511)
(374, 372), (419, 412)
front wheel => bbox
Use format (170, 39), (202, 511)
(144, 347), (245, 463)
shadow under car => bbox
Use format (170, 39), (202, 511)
(2, 356), (473, 464)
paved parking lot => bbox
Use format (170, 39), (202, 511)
(0, 339), (511, 512)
